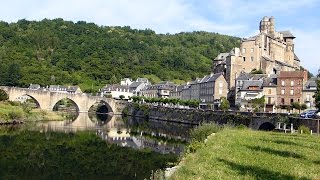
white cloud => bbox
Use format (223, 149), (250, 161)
(0, 0), (246, 35)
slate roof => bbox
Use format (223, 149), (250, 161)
(305, 77), (318, 89)
(236, 72), (250, 81)
(279, 31), (295, 39)
(29, 84), (40, 89)
(241, 80), (263, 90)
(136, 78), (149, 83)
(67, 86), (81, 92)
(263, 78), (277, 87)
(102, 84), (129, 91)
(214, 53), (230, 61)
(190, 78), (202, 84)
(207, 73), (223, 82)
(129, 82), (143, 88)
(250, 74), (267, 80)
(242, 35), (258, 41)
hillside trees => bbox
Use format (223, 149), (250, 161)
(0, 19), (240, 91)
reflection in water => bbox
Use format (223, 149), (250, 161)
(35, 113), (190, 155)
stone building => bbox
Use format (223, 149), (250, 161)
(213, 16), (300, 93)
(262, 77), (278, 112)
(302, 77), (318, 109)
(277, 71), (308, 108)
(199, 73), (228, 109)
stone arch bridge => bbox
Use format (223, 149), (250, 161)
(0, 86), (127, 114)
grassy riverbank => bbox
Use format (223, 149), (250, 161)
(171, 128), (320, 179)
(0, 129), (177, 179)
(0, 101), (65, 122)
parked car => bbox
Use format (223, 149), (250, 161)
(300, 110), (318, 119)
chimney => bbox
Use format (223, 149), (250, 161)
(303, 70), (308, 82)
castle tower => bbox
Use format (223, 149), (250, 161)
(269, 16), (275, 35)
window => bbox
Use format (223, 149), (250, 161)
(281, 98), (285, 104)
(281, 80), (285, 86)
(290, 89), (294, 95)
(243, 57), (246, 61)
(268, 89), (271, 94)
(250, 48), (254, 53)
(219, 89), (222, 95)
(290, 99), (294, 104)
(281, 89), (285, 95)
(242, 48), (246, 53)
(251, 57), (254, 62)
(290, 81), (294, 86)
(219, 82), (223, 88)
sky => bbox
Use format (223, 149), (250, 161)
(1, 0), (319, 75)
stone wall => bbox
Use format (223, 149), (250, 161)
(125, 104), (319, 131)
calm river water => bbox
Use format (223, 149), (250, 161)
(32, 113), (192, 155)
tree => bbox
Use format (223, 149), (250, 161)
(291, 102), (301, 113)
(314, 78), (320, 111)
(119, 95), (125, 100)
(0, 89), (8, 101)
(109, 75), (118, 84)
(220, 97), (230, 111)
(250, 96), (265, 112)
(6, 63), (21, 86)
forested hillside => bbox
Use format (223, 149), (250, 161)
(0, 19), (240, 91)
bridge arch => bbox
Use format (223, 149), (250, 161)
(15, 94), (41, 108)
(88, 100), (114, 114)
(51, 97), (80, 112)
(258, 122), (275, 131)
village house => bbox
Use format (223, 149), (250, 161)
(277, 71), (308, 110)
(100, 84), (132, 100)
(302, 77), (318, 109)
(29, 84), (41, 90)
(170, 85), (184, 99)
(141, 81), (176, 98)
(120, 78), (133, 86)
(262, 76), (278, 112)
(199, 73), (228, 109)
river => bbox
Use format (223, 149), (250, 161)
(0, 113), (193, 179)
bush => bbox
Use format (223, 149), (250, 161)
(190, 123), (221, 142)
(0, 90), (8, 101)
(186, 141), (204, 153)
(298, 125), (310, 134)
(236, 124), (248, 130)
(8, 111), (23, 120)
(8, 101), (20, 106)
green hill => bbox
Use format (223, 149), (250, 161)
(0, 19), (240, 91)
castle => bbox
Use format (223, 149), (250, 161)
(213, 16), (300, 90)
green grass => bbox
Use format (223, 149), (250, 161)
(171, 129), (320, 180)
(0, 102), (65, 121)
